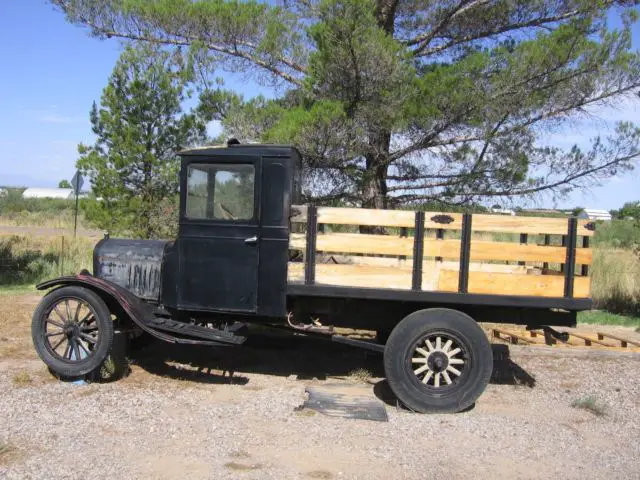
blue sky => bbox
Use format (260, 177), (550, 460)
(0, 1), (638, 210)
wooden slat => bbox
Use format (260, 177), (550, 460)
(291, 206), (415, 228)
(470, 241), (592, 265)
(596, 332), (640, 348)
(472, 214), (594, 236)
(291, 205), (463, 230)
(290, 232), (413, 256)
(292, 205), (593, 236)
(290, 233), (592, 265)
(301, 255), (532, 274)
(437, 270), (591, 297)
(288, 262), (591, 297)
(288, 262), (413, 290)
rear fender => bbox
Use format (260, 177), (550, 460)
(37, 274), (177, 343)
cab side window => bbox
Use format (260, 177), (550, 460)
(186, 163), (255, 221)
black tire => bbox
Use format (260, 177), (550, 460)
(384, 308), (492, 413)
(32, 286), (114, 377)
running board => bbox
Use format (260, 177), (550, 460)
(147, 317), (246, 346)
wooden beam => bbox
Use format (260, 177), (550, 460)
(291, 205), (463, 230)
(596, 332), (640, 348)
(437, 270), (591, 298)
(471, 215), (594, 236)
(288, 262), (413, 290)
(290, 233), (592, 265)
(291, 205), (593, 236)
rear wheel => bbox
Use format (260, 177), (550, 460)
(32, 286), (114, 378)
(384, 308), (492, 413)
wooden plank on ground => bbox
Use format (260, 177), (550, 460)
(596, 332), (640, 348)
(437, 270), (591, 298)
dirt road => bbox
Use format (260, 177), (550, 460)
(1, 294), (639, 479)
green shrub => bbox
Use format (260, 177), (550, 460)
(593, 219), (640, 250)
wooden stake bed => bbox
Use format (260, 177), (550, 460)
(289, 206), (593, 299)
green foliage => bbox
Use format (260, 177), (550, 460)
(0, 236), (94, 286)
(77, 44), (207, 239)
(53, 0), (640, 208)
(0, 188), (74, 215)
(58, 180), (72, 189)
(593, 219), (640, 250)
(578, 311), (640, 327)
(612, 200), (640, 220)
(571, 396), (608, 416)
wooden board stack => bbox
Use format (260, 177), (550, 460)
(288, 206), (593, 298)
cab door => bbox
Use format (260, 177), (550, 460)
(177, 156), (260, 313)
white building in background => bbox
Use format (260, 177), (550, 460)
(490, 207), (516, 216)
(578, 208), (612, 221)
(22, 188), (75, 199)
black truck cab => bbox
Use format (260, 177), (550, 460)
(161, 144), (301, 318)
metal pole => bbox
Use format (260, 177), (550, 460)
(73, 190), (79, 238)
(61, 236), (65, 276)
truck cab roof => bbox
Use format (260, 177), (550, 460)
(179, 143), (302, 159)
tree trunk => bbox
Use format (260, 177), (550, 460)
(362, 130), (390, 209)
(360, 1), (396, 211)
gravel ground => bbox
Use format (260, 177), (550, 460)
(1, 294), (639, 479)
(1, 338), (639, 479)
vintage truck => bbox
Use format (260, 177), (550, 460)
(31, 143), (594, 413)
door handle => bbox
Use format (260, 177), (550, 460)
(244, 236), (258, 245)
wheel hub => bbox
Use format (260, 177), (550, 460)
(63, 322), (79, 338)
(410, 334), (467, 388)
(427, 351), (449, 373)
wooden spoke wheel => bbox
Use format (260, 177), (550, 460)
(32, 286), (114, 378)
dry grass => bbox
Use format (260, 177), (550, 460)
(0, 235), (96, 285)
(348, 368), (372, 383)
(0, 441), (14, 457)
(571, 396), (608, 417)
(307, 471), (334, 479)
(0, 211), (86, 229)
(0, 293), (41, 360)
(224, 462), (262, 471)
(12, 370), (32, 386)
(591, 247), (640, 315)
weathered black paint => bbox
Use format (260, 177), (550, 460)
(287, 283), (591, 311)
(411, 211), (425, 290)
(93, 238), (168, 302)
(564, 217), (578, 298)
(305, 205), (318, 285)
(174, 145), (299, 317)
(458, 213), (472, 293)
(40, 144), (592, 341)
(581, 236), (590, 276)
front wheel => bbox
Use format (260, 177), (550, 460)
(32, 286), (114, 378)
(384, 308), (493, 413)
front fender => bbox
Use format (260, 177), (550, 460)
(37, 274), (177, 343)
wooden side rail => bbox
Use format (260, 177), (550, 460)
(291, 205), (595, 236)
(290, 232), (592, 265)
(289, 205), (593, 299)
